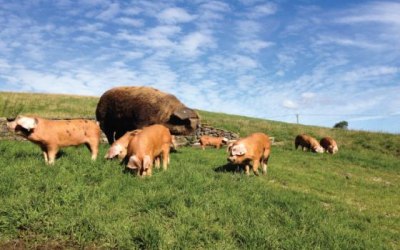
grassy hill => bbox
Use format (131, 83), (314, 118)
(0, 91), (399, 249)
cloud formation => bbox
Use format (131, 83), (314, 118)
(0, 0), (399, 133)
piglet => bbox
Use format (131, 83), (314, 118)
(227, 132), (271, 176)
(199, 135), (228, 150)
(320, 136), (338, 154)
(126, 124), (172, 176)
(7, 116), (101, 164)
(294, 134), (324, 153)
(105, 129), (142, 160)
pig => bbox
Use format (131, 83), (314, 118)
(96, 86), (200, 144)
(126, 124), (172, 177)
(294, 134), (324, 153)
(7, 116), (101, 164)
(199, 135), (228, 150)
(320, 136), (338, 154)
(227, 132), (271, 176)
(105, 129), (142, 160)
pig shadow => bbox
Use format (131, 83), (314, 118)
(55, 151), (66, 159)
(214, 163), (245, 174)
(122, 167), (137, 175)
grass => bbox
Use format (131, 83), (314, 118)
(0, 91), (399, 249)
(0, 92), (98, 118)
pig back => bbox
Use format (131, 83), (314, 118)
(127, 124), (171, 157)
(239, 132), (270, 155)
(36, 119), (100, 146)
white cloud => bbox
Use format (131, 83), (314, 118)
(247, 3), (278, 18)
(158, 7), (196, 24)
(315, 35), (383, 50)
(80, 0), (110, 7)
(97, 2), (120, 20)
(116, 25), (180, 48)
(122, 7), (142, 16)
(239, 40), (273, 53)
(197, 1), (231, 28)
(210, 54), (258, 71)
(124, 51), (145, 60)
(74, 35), (97, 43)
(78, 23), (104, 33)
(335, 2), (400, 26)
(342, 66), (399, 83)
(180, 31), (215, 57)
(283, 99), (298, 109)
(115, 17), (144, 27)
(201, 1), (230, 12)
(236, 20), (262, 36)
(301, 92), (315, 99)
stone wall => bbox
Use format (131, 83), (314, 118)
(174, 125), (240, 147)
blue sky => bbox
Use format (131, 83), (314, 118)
(0, 0), (399, 133)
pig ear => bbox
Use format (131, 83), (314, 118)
(227, 142), (234, 153)
(127, 155), (140, 169)
(17, 117), (37, 130)
(173, 107), (197, 120)
(232, 144), (247, 156)
(143, 155), (151, 171)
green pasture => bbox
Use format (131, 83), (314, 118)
(0, 91), (399, 249)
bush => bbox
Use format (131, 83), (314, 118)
(333, 121), (348, 129)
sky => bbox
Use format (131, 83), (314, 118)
(0, 0), (399, 133)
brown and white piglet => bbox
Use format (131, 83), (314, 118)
(126, 124), (172, 176)
(227, 132), (271, 176)
(320, 136), (338, 154)
(105, 129), (142, 160)
(294, 134), (324, 153)
(7, 116), (101, 164)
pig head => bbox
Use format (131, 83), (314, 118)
(165, 107), (199, 135)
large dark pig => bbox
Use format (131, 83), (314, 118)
(96, 86), (200, 144)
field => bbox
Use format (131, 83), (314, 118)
(0, 92), (399, 249)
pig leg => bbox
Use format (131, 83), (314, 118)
(154, 157), (160, 169)
(47, 145), (59, 165)
(162, 144), (170, 170)
(86, 139), (99, 160)
(252, 160), (260, 176)
(146, 167), (152, 176)
(244, 164), (250, 175)
(42, 151), (49, 164)
(262, 149), (271, 175)
(40, 145), (49, 164)
(101, 122), (115, 144)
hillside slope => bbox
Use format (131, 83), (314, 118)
(0, 91), (399, 248)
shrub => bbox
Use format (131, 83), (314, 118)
(333, 121), (348, 129)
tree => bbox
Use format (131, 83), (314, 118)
(333, 121), (348, 129)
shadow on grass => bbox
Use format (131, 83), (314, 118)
(214, 163), (244, 174)
(122, 167), (137, 175)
